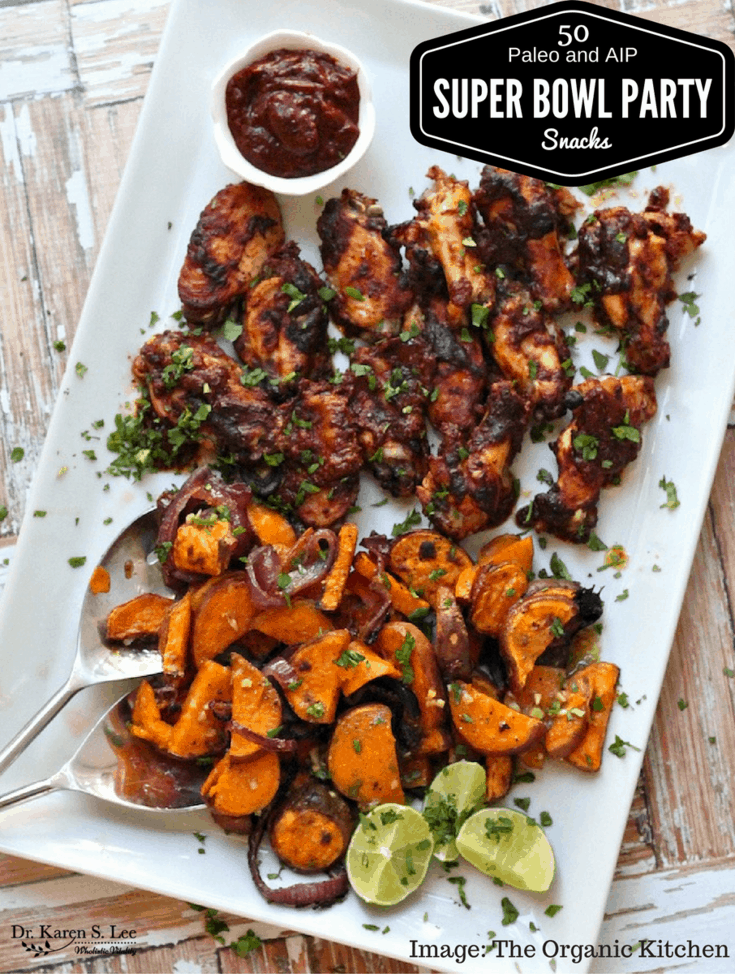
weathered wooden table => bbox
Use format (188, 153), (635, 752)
(1, 0), (734, 971)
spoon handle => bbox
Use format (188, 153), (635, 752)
(0, 677), (80, 777)
(0, 778), (58, 810)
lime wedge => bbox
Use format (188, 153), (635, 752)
(346, 803), (434, 906)
(456, 807), (555, 892)
(422, 760), (486, 861)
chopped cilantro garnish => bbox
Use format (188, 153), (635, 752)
(659, 476), (680, 509)
(578, 172), (637, 195)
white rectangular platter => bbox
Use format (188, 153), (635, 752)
(0, 0), (733, 971)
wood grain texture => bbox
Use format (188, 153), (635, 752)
(1, 0), (735, 972)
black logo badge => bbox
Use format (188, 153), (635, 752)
(410, 0), (734, 184)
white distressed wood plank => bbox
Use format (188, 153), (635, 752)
(71, 0), (170, 108)
(0, 101), (58, 539)
(593, 859), (735, 972)
(0, 0), (75, 101)
(644, 437), (735, 867)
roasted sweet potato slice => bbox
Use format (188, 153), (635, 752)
(434, 585), (472, 681)
(478, 533), (534, 573)
(388, 529), (472, 608)
(282, 629), (352, 723)
(566, 662), (620, 772)
(470, 562), (528, 638)
(455, 534), (533, 603)
(106, 593), (174, 643)
(172, 518), (236, 576)
(352, 551), (430, 619)
(328, 703), (405, 807)
(545, 674), (592, 759)
(337, 639), (401, 696)
(448, 681), (545, 756)
(500, 584), (602, 693)
(230, 652), (282, 759)
(158, 593), (192, 678)
(269, 780), (353, 872)
(252, 600), (331, 644)
(374, 621), (449, 755)
(129, 680), (173, 751)
(247, 500), (297, 552)
(485, 755), (513, 802)
(191, 572), (255, 668)
(168, 660), (232, 758)
(202, 751), (280, 816)
(320, 523), (358, 611)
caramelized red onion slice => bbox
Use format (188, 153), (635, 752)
(246, 529), (338, 609)
(262, 655), (301, 691)
(246, 544), (287, 609)
(155, 466), (253, 587)
(248, 812), (349, 908)
(230, 721), (298, 754)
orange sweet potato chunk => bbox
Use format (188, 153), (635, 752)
(230, 652), (282, 759)
(328, 703), (405, 808)
(202, 751), (280, 816)
(106, 593), (174, 642)
(448, 681), (545, 756)
(566, 662), (620, 772)
(129, 680), (173, 751)
(252, 600), (331, 644)
(247, 500), (297, 550)
(338, 639), (401, 697)
(159, 592), (192, 678)
(282, 629), (351, 723)
(167, 660), (232, 758)
(320, 523), (358, 612)
(190, 572), (255, 668)
(172, 519), (236, 576)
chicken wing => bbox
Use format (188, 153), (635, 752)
(133, 330), (283, 463)
(317, 189), (414, 341)
(233, 241), (331, 387)
(178, 181), (284, 326)
(473, 166), (579, 312)
(396, 166), (494, 327)
(279, 379), (363, 527)
(576, 189), (706, 376)
(346, 336), (436, 497)
(417, 297), (488, 438)
(417, 381), (528, 540)
(516, 374), (657, 543)
(488, 278), (572, 420)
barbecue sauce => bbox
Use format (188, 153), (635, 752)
(225, 48), (360, 179)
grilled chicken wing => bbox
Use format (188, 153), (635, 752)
(133, 330), (284, 463)
(278, 380), (363, 527)
(576, 189), (706, 376)
(233, 241), (331, 387)
(516, 375), (657, 543)
(417, 381), (528, 540)
(178, 182), (285, 326)
(488, 279), (572, 420)
(317, 189), (414, 341)
(397, 166), (494, 327)
(474, 166), (579, 312)
(346, 336), (436, 497)
(417, 297), (488, 438)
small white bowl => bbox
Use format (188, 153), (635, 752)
(211, 29), (375, 197)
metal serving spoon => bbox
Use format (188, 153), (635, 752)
(0, 690), (206, 812)
(0, 509), (167, 776)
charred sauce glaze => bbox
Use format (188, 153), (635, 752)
(225, 48), (360, 179)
